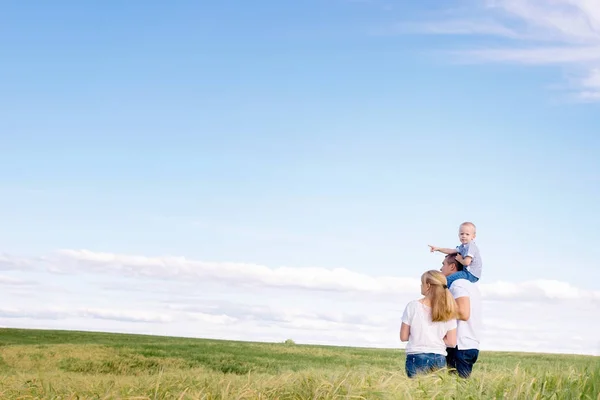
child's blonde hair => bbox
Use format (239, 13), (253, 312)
(460, 221), (476, 233)
(422, 270), (457, 322)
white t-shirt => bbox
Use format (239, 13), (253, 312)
(449, 279), (482, 350)
(401, 300), (457, 356)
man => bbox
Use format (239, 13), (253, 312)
(440, 253), (482, 378)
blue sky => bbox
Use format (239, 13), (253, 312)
(1, 0), (599, 355)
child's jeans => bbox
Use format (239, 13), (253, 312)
(447, 269), (479, 288)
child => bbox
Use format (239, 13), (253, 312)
(429, 221), (482, 288)
(400, 270), (457, 378)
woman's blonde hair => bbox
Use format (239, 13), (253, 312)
(422, 270), (457, 322)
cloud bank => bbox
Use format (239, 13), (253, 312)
(1, 249), (599, 356)
(29, 249), (599, 302)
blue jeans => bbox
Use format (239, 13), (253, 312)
(446, 269), (479, 288)
(446, 347), (479, 378)
(405, 353), (446, 378)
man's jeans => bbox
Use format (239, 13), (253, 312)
(446, 347), (479, 378)
(405, 353), (446, 378)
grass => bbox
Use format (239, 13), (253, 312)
(0, 328), (598, 399)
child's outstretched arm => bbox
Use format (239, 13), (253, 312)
(428, 245), (458, 255)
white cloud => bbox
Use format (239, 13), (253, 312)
(2, 249), (599, 355)
(50, 249), (420, 295)
(41, 249), (599, 302)
(391, 20), (522, 38)
(0, 307), (172, 323)
(480, 279), (600, 301)
(0, 253), (37, 271)
(186, 312), (238, 325)
(399, 0), (600, 100)
(458, 46), (600, 64)
(79, 308), (173, 323)
(166, 302), (389, 327)
(0, 275), (33, 285)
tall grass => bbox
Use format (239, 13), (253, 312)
(0, 328), (598, 399)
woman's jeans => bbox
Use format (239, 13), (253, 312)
(405, 353), (446, 378)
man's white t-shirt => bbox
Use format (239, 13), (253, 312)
(449, 279), (482, 350)
(401, 300), (457, 356)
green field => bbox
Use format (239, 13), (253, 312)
(0, 328), (598, 399)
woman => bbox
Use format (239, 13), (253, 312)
(400, 270), (457, 378)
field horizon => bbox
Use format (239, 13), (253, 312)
(0, 327), (598, 399)
(1, 326), (597, 358)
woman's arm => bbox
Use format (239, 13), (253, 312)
(443, 328), (457, 347)
(400, 322), (410, 342)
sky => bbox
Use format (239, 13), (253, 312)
(0, 0), (599, 356)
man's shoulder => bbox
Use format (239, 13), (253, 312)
(450, 279), (480, 296)
(455, 276), (476, 282)
(452, 278), (479, 288)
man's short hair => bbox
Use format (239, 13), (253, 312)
(445, 254), (464, 271)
